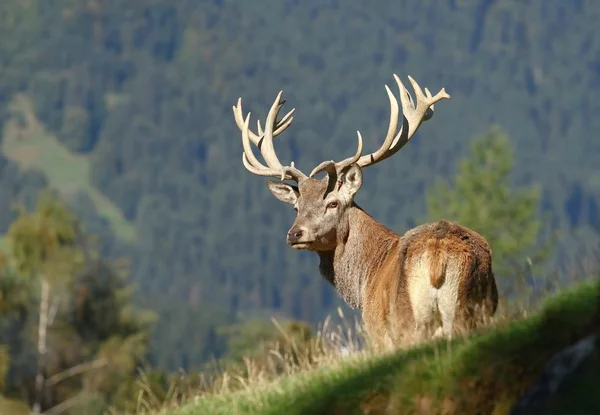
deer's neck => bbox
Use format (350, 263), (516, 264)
(318, 205), (400, 309)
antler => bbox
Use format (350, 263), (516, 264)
(233, 91), (308, 182)
(310, 74), (450, 178)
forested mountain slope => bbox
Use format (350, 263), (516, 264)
(0, 0), (599, 370)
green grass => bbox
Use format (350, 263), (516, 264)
(170, 279), (599, 415)
(0, 94), (135, 245)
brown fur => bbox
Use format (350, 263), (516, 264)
(398, 220), (498, 337)
(428, 238), (448, 289)
(268, 174), (498, 350)
(361, 212), (498, 349)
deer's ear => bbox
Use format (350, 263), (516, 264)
(341, 164), (363, 197)
(266, 181), (299, 205)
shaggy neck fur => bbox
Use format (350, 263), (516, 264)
(317, 204), (400, 309)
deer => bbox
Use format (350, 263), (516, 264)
(232, 73), (498, 350)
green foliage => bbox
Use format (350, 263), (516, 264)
(0, 192), (157, 413)
(7, 190), (82, 282)
(0, 262), (30, 315)
(426, 126), (555, 291)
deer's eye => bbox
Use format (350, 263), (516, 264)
(326, 201), (339, 209)
(294, 206), (299, 213)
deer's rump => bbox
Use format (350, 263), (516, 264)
(391, 220), (498, 341)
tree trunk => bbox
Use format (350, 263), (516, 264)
(32, 277), (50, 414)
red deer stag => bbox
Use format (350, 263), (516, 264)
(232, 74), (498, 350)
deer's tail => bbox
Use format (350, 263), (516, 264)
(429, 239), (448, 289)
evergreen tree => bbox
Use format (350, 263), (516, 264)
(425, 125), (555, 295)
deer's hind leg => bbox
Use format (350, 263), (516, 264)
(435, 259), (463, 338)
(406, 262), (440, 343)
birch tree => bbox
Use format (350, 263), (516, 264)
(6, 191), (83, 414)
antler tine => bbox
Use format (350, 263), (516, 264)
(353, 84), (401, 168)
(260, 91), (287, 170)
(233, 98), (261, 145)
(356, 74), (450, 168)
(260, 91), (307, 182)
(240, 112), (280, 175)
(281, 161), (307, 182)
(242, 153), (280, 177)
(255, 107), (296, 145)
(309, 132), (364, 178)
(234, 92), (308, 182)
(403, 75), (449, 139)
(423, 87), (435, 121)
(233, 97), (296, 146)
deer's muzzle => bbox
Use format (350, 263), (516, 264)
(286, 225), (313, 248)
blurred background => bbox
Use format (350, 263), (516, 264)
(0, 0), (598, 413)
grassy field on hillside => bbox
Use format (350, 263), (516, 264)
(0, 94), (135, 246)
(166, 279), (599, 415)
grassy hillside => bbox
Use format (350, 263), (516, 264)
(0, 94), (136, 248)
(171, 279), (599, 415)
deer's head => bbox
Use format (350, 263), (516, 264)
(266, 165), (363, 251)
(233, 74), (450, 252)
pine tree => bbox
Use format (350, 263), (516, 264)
(426, 125), (555, 295)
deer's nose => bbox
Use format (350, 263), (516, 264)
(287, 227), (304, 244)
